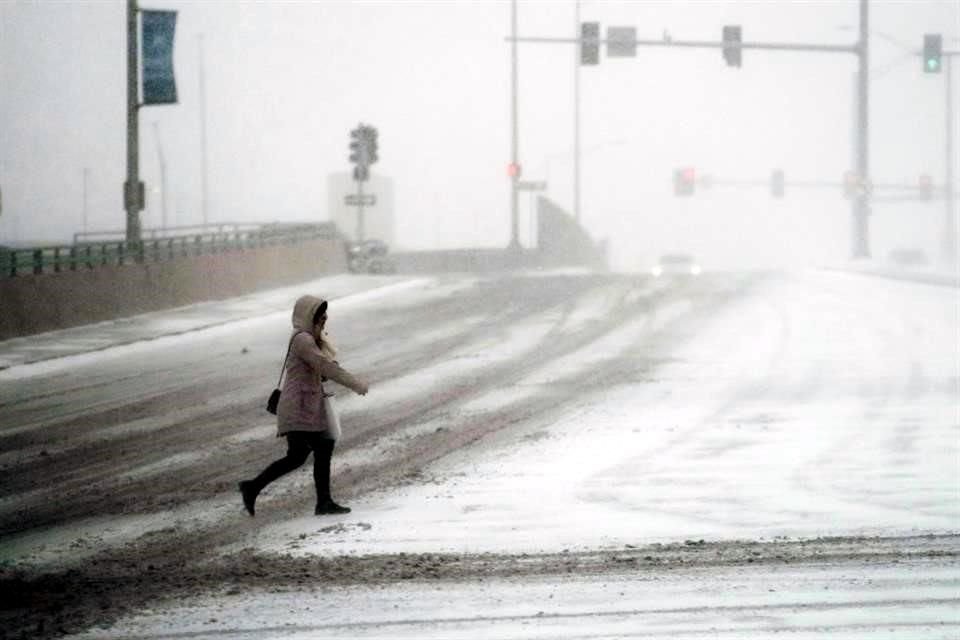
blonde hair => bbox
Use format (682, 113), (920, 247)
(317, 330), (338, 361)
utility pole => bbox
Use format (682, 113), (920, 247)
(944, 55), (956, 265)
(573, 0), (581, 224)
(853, 0), (871, 259)
(125, 0), (143, 246)
(509, 0), (520, 252)
(356, 179), (365, 243)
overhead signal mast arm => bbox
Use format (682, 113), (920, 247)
(506, 34), (857, 55)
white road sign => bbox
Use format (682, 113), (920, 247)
(345, 194), (377, 206)
(516, 181), (547, 192)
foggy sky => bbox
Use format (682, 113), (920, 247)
(1, 0), (957, 270)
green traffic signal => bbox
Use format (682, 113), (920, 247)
(923, 34), (942, 74)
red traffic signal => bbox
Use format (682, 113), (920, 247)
(507, 162), (522, 178)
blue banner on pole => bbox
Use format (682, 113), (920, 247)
(142, 10), (177, 105)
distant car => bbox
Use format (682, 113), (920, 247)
(887, 248), (928, 268)
(347, 240), (396, 274)
(651, 253), (701, 277)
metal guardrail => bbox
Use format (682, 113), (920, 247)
(1, 222), (340, 278)
(72, 222), (265, 244)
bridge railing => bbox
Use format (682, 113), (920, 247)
(1, 222), (341, 277)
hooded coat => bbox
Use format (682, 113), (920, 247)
(276, 295), (366, 437)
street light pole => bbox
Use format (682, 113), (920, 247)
(125, 0), (142, 246)
(840, 23), (956, 264)
(509, 0), (520, 251)
(852, 0), (871, 259)
(573, 0), (581, 224)
(944, 56), (957, 265)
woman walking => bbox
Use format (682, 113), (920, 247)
(240, 295), (368, 516)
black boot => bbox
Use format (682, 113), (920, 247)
(239, 480), (258, 516)
(315, 500), (351, 515)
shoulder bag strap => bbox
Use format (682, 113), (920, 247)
(275, 331), (306, 388)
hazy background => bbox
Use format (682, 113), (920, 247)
(1, 0), (957, 271)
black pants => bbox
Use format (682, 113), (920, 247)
(250, 431), (336, 504)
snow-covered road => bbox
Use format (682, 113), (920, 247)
(1, 269), (957, 639)
(247, 271), (958, 559)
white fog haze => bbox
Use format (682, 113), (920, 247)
(2, 1), (956, 270)
(1, 4), (959, 636)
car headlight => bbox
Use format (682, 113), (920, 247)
(691, 265), (701, 275)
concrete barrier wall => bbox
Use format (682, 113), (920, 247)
(536, 197), (607, 269)
(0, 203), (603, 339)
(0, 238), (347, 340)
(391, 248), (541, 273)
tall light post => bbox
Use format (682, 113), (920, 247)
(852, 0), (871, 259)
(573, 0), (581, 224)
(943, 55), (956, 265)
(125, 0), (143, 245)
(509, 0), (520, 253)
(840, 25), (958, 265)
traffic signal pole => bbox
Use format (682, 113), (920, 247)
(509, 35), (855, 55)
(348, 124), (378, 244)
(854, 0), (871, 258)
(944, 55), (956, 265)
(508, 0), (520, 252)
(356, 179), (365, 243)
(507, 2), (877, 258)
(573, 0), (581, 224)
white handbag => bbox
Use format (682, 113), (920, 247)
(323, 392), (342, 440)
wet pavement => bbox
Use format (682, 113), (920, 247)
(0, 274), (409, 371)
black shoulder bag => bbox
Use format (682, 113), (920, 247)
(266, 333), (300, 415)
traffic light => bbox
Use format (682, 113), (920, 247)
(771, 169), (784, 198)
(361, 125), (379, 165)
(722, 25), (742, 67)
(919, 174), (933, 200)
(349, 126), (364, 165)
(673, 167), (696, 196)
(923, 34), (942, 73)
(580, 22), (599, 65)
(348, 123), (378, 181)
